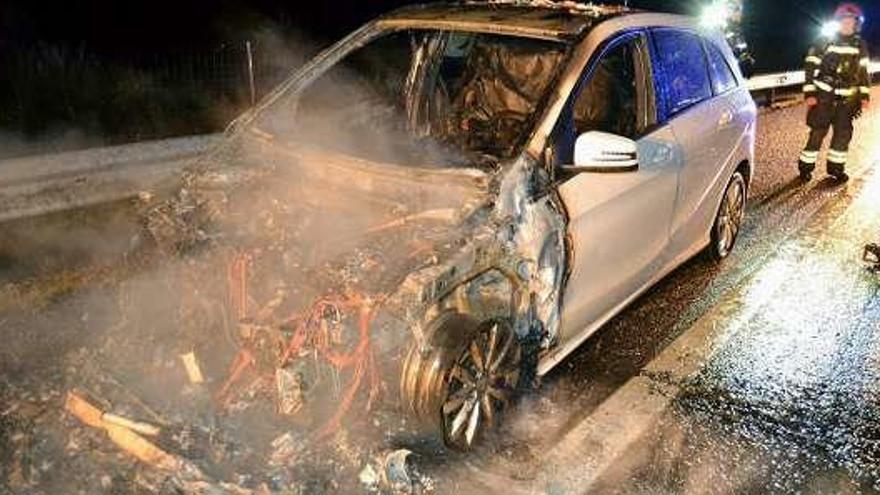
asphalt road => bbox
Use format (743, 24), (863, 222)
(1, 91), (879, 494)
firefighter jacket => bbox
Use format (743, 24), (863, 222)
(803, 33), (871, 102)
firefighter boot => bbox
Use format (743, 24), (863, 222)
(798, 161), (814, 181)
(827, 160), (848, 182)
(865, 243), (880, 272)
(798, 150), (818, 181)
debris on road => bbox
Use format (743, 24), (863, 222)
(180, 351), (205, 385)
(358, 448), (433, 494)
(102, 413), (162, 437)
(359, 462), (380, 490)
(64, 391), (179, 471)
(268, 431), (303, 467)
(382, 448), (415, 492)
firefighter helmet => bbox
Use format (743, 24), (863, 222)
(834, 3), (864, 22)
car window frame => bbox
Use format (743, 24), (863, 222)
(648, 27), (715, 123)
(571, 30), (656, 139)
(702, 37), (739, 96)
(546, 29), (657, 167)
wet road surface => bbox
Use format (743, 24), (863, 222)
(614, 122), (880, 493)
(1, 90), (879, 493)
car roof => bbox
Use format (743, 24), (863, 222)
(378, 2), (697, 41)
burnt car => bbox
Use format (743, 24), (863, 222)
(144, 2), (756, 449)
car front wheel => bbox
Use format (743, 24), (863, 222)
(710, 171), (747, 260)
(401, 314), (522, 451)
(439, 319), (521, 450)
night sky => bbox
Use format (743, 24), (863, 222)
(2, 0), (879, 72)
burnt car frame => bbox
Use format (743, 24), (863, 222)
(147, 2), (756, 449)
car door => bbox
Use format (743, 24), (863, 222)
(703, 35), (747, 155)
(649, 28), (732, 254)
(554, 32), (682, 345)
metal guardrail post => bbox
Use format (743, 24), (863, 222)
(246, 40), (256, 107)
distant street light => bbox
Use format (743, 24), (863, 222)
(700, 1), (731, 29)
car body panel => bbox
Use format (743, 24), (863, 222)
(556, 124), (681, 345)
(537, 16), (756, 374)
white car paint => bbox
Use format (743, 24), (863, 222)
(538, 16), (757, 374)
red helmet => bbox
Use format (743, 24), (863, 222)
(834, 3), (864, 22)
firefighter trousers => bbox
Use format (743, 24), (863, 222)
(798, 96), (860, 176)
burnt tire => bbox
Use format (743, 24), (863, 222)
(709, 171), (747, 261)
(401, 314), (522, 451)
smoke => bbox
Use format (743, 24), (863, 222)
(0, 25), (483, 494)
(0, 24), (572, 493)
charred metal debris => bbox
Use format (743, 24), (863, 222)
(138, 129), (567, 446)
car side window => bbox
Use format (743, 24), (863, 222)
(572, 40), (640, 138)
(551, 34), (654, 165)
(705, 40), (738, 94)
(652, 30), (712, 116)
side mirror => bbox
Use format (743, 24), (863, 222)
(563, 131), (639, 174)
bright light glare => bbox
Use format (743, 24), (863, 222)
(821, 20), (840, 37)
(700, 2), (730, 29)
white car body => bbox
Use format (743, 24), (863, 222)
(536, 14), (757, 373)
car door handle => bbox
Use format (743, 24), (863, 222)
(718, 110), (733, 127)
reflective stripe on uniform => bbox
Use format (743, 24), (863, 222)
(804, 84), (816, 92)
(828, 149), (848, 164)
(826, 45), (860, 55)
(861, 57), (871, 68)
(806, 55), (823, 65)
(813, 81), (860, 96)
(814, 80), (834, 92)
(800, 150), (820, 164)
(861, 86), (871, 94)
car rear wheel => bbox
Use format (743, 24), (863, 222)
(710, 171), (747, 260)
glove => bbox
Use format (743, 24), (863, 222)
(806, 96), (819, 107)
(854, 100), (868, 119)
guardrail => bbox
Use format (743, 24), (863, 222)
(0, 134), (221, 222)
(747, 60), (880, 94)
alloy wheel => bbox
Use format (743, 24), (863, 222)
(440, 320), (521, 450)
(715, 173), (746, 259)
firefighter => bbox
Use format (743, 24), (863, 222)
(724, 0), (755, 77)
(798, 3), (871, 182)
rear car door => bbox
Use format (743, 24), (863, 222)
(649, 28), (734, 253)
(554, 31), (681, 344)
(703, 34), (755, 182)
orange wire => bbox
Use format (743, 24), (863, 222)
(218, 270), (382, 437)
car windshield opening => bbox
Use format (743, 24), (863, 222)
(253, 29), (568, 169)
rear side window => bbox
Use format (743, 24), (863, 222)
(705, 41), (738, 94)
(652, 30), (712, 116)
